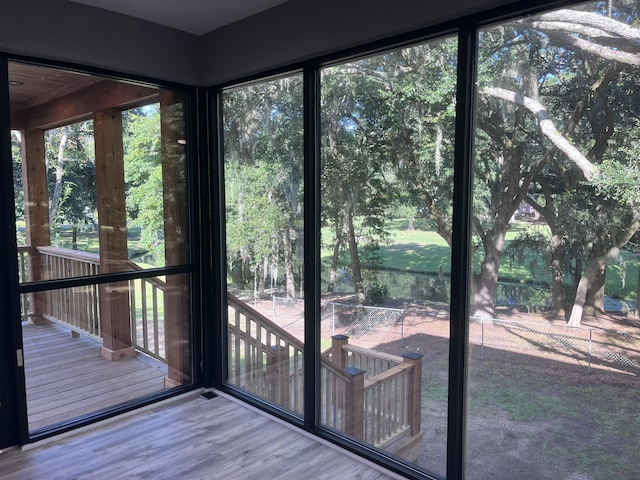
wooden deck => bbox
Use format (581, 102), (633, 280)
(23, 321), (168, 431)
(0, 391), (403, 480)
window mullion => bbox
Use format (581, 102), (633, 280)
(303, 66), (321, 430)
(447, 23), (478, 480)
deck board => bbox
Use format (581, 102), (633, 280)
(22, 321), (168, 431)
(0, 392), (402, 480)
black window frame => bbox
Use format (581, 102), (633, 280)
(1, 54), (203, 444)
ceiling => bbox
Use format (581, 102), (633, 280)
(68, 0), (289, 36)
(9, 63), (100, 115)
(8, 1), (293, 123)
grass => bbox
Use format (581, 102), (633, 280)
(469, 379), (579, 422)
(47, 225), (156, 266)
(417, 356), (639, 478)
(27, 219), (640, 300)
(322, 220), (640, 301)
(461, 365), (640, 479)
(543, 412), (638, 479)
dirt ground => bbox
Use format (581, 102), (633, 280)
(250, 295), (640, 480)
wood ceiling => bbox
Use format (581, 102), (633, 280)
(8, 62), (158, 130)
(9, 63), (101, 115)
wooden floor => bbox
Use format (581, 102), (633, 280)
(23, 321), (168, 431)
(0, 391), (403, 480)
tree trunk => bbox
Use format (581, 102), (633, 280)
(49, 128), (69, 225)
(254, 262), (266, 298)
(549, 233), (566, 316)
(283, 228), (296, 299)
(636, 258), (640, 317)
(326, 219), (343, 293)
(567, 256), (604, 327)
(471, 216), (511, 318)
(344, 199), (365, 305)
(407, 217), (415, 231)
(72, 224), (78, 251)
(472, 251), (500, 318)
(568, 218), (640, 326)
(585, 264), (606, 315)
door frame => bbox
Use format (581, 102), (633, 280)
(0, 54), (29, 450)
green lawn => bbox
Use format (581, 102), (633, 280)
(323, 220), (639, 300)
(46, 225), (155, 265)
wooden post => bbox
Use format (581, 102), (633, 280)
(402, 351), (423, 436)
(160, 90), (191, 387)
(21, 129), (50, 323)
(267, 344), (291, 407)
(94, 110), (134, 360)
(344, 367), (365, 440)
(331, 334), (349, 370)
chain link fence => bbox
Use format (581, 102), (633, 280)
(271, 296), (405, 346)
(321, 301), (404, 343)
(472, 317), (640, 374)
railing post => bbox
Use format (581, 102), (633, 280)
(268, 344), (290, 407)
(344, 367), (365, 440)
(331, 334), (349, 369)
(403, 351), (423, 436)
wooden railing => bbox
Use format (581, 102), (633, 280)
(227, 293), (423, 458)
(126, 261), (166, 361)
(37, 246), (101, 337)
(330, 336), (423, 449)
(227, 293), (305, 413)
(19, 246), (167, 361)
(17, 246), (31, 321)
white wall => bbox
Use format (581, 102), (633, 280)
(0, 0), (201, 85)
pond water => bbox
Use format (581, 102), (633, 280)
(324, 268), (551, 308)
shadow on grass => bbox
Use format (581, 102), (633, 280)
(367, 330), (640, 480)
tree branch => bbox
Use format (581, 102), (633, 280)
(424, 192), (452, 247)
(534, 10), (640, 46)
(480, 87), (596, 181)
(518, 9), (640, 66)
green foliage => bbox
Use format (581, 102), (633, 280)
(219, 1), (640, 316)
(11, 131), (24, 224)
(365, 281), (388, 306)
(594, 157), (640, 208)
(45, 121), (97, 250)
(223, 75), (304, 293)
(123, 106), (164, 265)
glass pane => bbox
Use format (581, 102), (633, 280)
(21, 273), (191, 431)
(222, 74), (305, 415)
(468, 2), (640, 478)
(9, 62), (189, 284)
(320, 36), (457, 476)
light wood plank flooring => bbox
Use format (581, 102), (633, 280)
(0, 391), (404, 480)
(23, 321), (168, 431)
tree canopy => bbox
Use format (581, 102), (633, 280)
(220, 0), (640, 323)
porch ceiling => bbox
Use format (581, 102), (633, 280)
(8, 63), (101, 115)
(8, 62), (159, 130)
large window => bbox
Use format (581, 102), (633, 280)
(319, 36), (457, 476)
(222, 74), (305, 415)
(9, 62), (194, 433)
(467, 2), (640, 479)
(218, 2), (640, 479)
